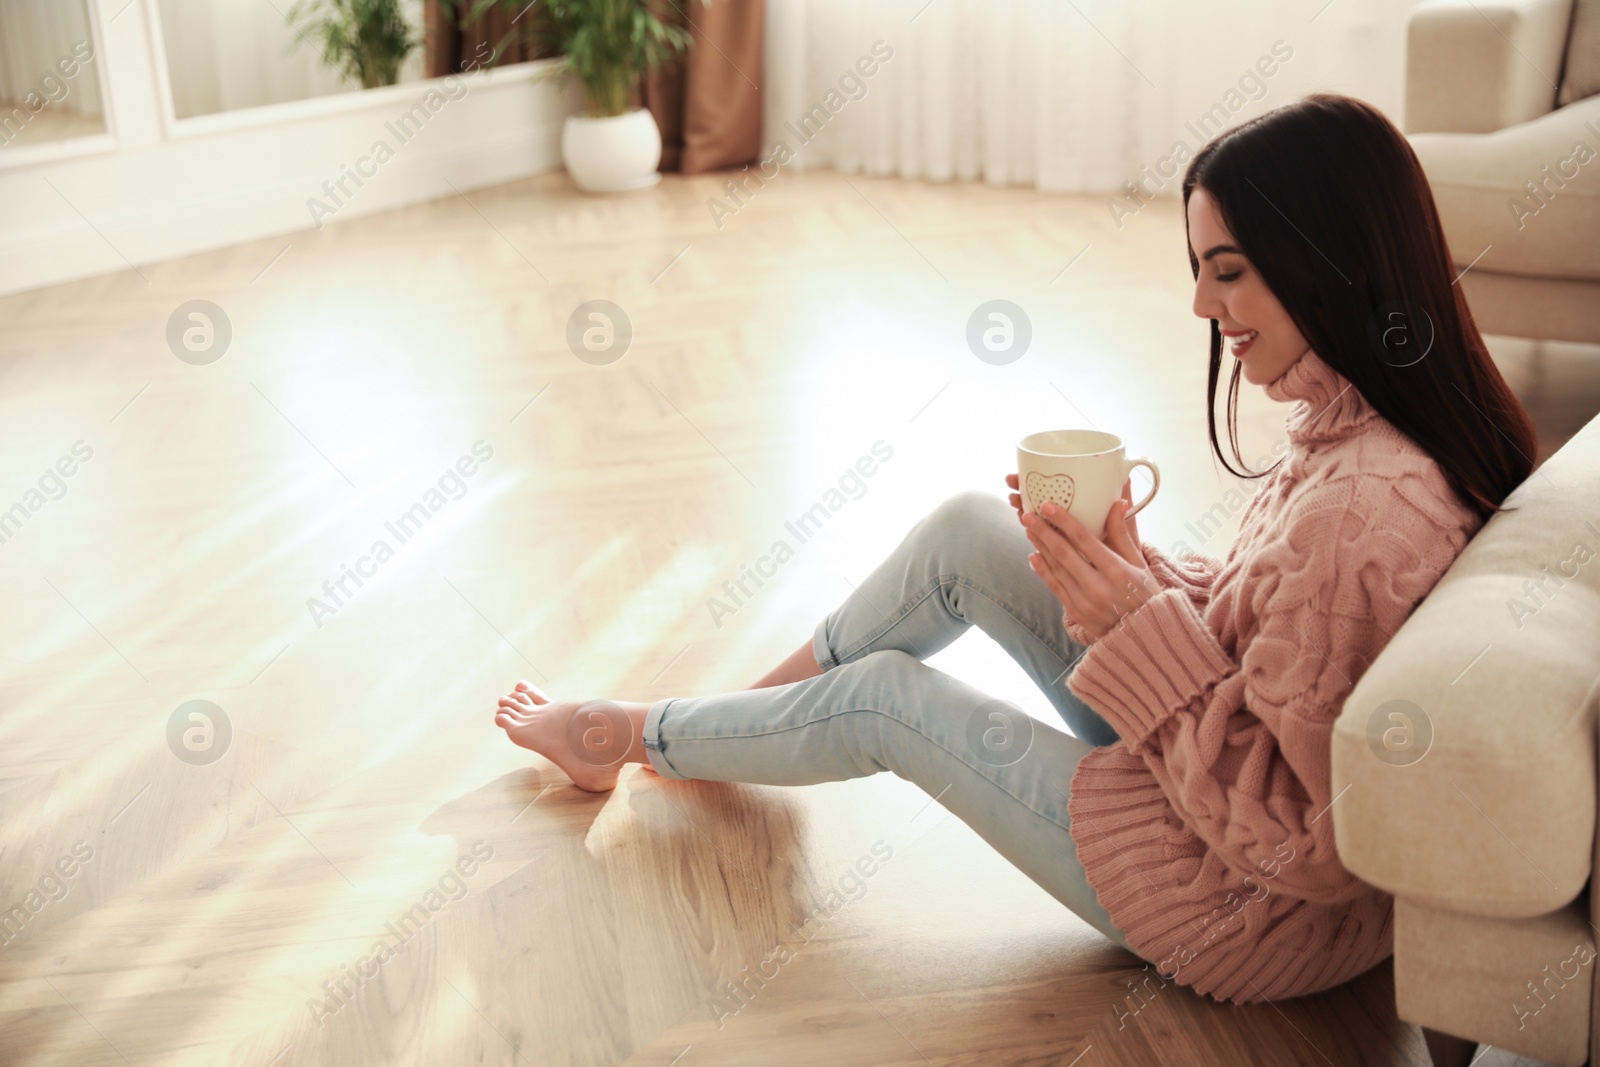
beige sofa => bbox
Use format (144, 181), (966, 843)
(1331, 407), (1600, 1067)
(1404, 0), (1600, 345)
(1334, 9), (1600, 1061)
(1332, 399), (1600, 1066)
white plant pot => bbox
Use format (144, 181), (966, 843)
(562, 109), (663, 193)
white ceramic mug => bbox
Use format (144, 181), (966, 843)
(1017, 429), (1160, 538)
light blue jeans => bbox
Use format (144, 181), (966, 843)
(642, 490), (1133, 950)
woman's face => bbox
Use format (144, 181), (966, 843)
(1187, 185), (1311, 386)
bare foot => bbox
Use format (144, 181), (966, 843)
(494, 681), (650, 792)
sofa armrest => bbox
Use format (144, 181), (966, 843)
(1405, 0), (1574, 134)
(1330, 411), (1600, 919)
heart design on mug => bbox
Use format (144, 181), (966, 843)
(1025, 472), (1075, 514)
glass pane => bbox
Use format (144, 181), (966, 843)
(157, 0), (432, 119)
(0, 0), (107, 149)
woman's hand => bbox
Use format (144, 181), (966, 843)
(1017, 492), (1160, 642)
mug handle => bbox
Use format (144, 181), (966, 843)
(1122, 457), (1160, 518)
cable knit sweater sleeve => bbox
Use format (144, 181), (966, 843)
(1063, 543), (1221, 645)
(1068, 471), (1475, 904)
(1140, 541), (1221, 605)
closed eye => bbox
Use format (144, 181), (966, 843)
(1215, 271), (1242, 282)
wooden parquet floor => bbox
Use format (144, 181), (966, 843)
(1, 166), (1593, 1066)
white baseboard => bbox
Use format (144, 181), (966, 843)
(0, 62), (574, 297)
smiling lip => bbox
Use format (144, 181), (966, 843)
(1221, 328), (1258, 357)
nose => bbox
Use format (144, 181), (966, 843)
(1192, 275), (1223, 322)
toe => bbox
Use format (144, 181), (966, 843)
(515, 681), (550, 704)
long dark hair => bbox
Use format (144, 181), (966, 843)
(1182, 92), (1536, 522)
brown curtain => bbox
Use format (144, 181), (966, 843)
(423, 1), (551, 77)
(643, 0), (764, 174)
(423, 0), (763, 175)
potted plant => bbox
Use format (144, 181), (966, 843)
(451, 0), (704, 192)
(286, 0), (420, 89)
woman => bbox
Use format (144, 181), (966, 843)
(494, 93), (1537, 1003)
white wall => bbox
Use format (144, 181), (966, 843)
(0, 0), (577, 297)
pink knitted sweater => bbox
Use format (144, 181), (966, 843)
(1064, 348), (1483, 1003)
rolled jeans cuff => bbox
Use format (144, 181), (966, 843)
(642, 696), (691, 779)
(812, 613), (840, 671)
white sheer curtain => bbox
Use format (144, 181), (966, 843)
(156, 0), (426, 120)
(763, 0), (1422, 193)
(0, 0), (104, 117)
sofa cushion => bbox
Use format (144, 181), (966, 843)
(1394, 894), (1594, 1067)
(1409, 93), (1600, 281)
(1331, 411), (1600, 917)
(1406, 0), (1577, 134)
(1455, 268), (1600, 345)
(1558, 0), (1600, 106)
